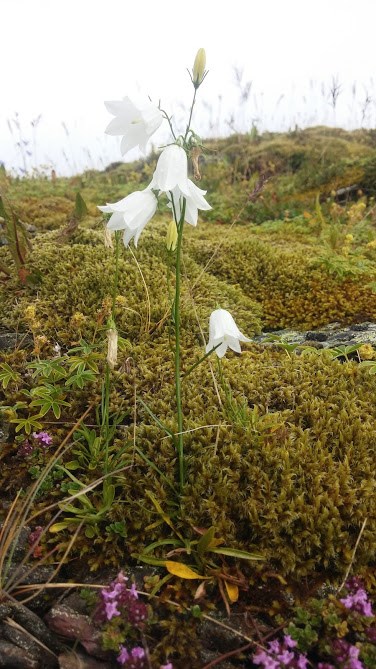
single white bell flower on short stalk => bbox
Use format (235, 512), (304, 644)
(167, 180), (211, 226)
(149, 144), (190, 197)
(98, 189), (157, 247)
(206, 309), (251, 358)
(104, 97), (163, 155)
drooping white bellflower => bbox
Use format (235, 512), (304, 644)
(98, 189), (157, 247)
(206, 309), (251, 358)
(148, 145), (191, 197)
(104, 97), (163, 155)
(167, 180), (211, 226)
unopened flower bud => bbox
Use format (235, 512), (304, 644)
(192, 48), (206, 88)
(107, 328), (118, 369)
(166, 219), (178, 251)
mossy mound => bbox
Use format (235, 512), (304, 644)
(187, 234), (376, 329)
(100, 343), (376, 578)
(12, 195), (74, 230)
(1, 127), (376, 585)
(0, 222), (261, 345)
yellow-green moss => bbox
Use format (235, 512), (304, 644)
(2, 127), (376, 583)
(109, 346), (376, 577)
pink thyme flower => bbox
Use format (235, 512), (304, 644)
(105, 600), (121, 620)
(32, 431), (53, 446)
(117, 645), (146, 668)
(96, 572), (147, 628)
(18, 440), (34, 457)
(340, 586), (373, 617)
(284, 635), (297, 649)
(252, 635), (308, 668)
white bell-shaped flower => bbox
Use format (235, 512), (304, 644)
(206, 309), (251, 358)
(98, 189), (157, 247)
(149, 145), (190, 197)
(105, 97), (163, 155)
(168, 180), (211, 226)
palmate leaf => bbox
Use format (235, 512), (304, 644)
(0, 363), (21, 389)
(11, 415), (43, 434)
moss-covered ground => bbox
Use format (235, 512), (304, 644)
(0, 127), (375, 667)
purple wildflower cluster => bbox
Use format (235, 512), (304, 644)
(340, 578), (374, 618)
(318, 639), (364, 669)
(97, 572), (172, 669)
(97, 571), (148, 628)
(117, 646), (172, 669)
(33, 431), (53, 446)
(18, 431), (53, 457)
(17, 439), (34, 457)
(253, 635), (308, 668)
(117, 645), (146, 669)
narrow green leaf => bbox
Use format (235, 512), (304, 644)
(142, 538), (183, 555)
(74, 192), (88, 220)
(134, 446), (177, 494)
(197, 527), (216, 555)
(208, 547), (264, 560)
(132, 553), (167, 566)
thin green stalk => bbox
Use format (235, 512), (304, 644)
(112, 231), (121, 314)
(103, 364), (110, 470)
(185, 88), (197, 141)
(174, 200), (186, 492)
(101, 231), (121, 471)
(160, 108), (177, 140)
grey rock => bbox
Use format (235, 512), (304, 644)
(0, 621), (57, 669)
(0, 527), (30, 563)
(254, 321), (376, 350)
(0, 602), (62, 654)
(0, 640), (39, 668)
(305, 331), (328, 342)
(0, 332), (33, 351)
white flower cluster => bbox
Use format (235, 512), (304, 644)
(99, 101), (211, 247)
(99, 86), (249, 357)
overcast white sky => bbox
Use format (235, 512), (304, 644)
(2, 0), (376, 174)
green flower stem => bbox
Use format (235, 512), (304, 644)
(102, 231), (121, 472)
(174, 200), (186, 493)
(185, 88), (197, 141)
(102, 364), (110, 471)
(160, 108), (177, 140)
(112, 231), (121, 315)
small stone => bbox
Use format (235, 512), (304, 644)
(305, 331), (327, 342)
(0, 639), (40, 668)
(350, 322), (372, 331)
(45, 604), (107, 660)
(0, 332), (33, 351)
(0, 602), (62, 654)
(0, 621), (57, 668)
